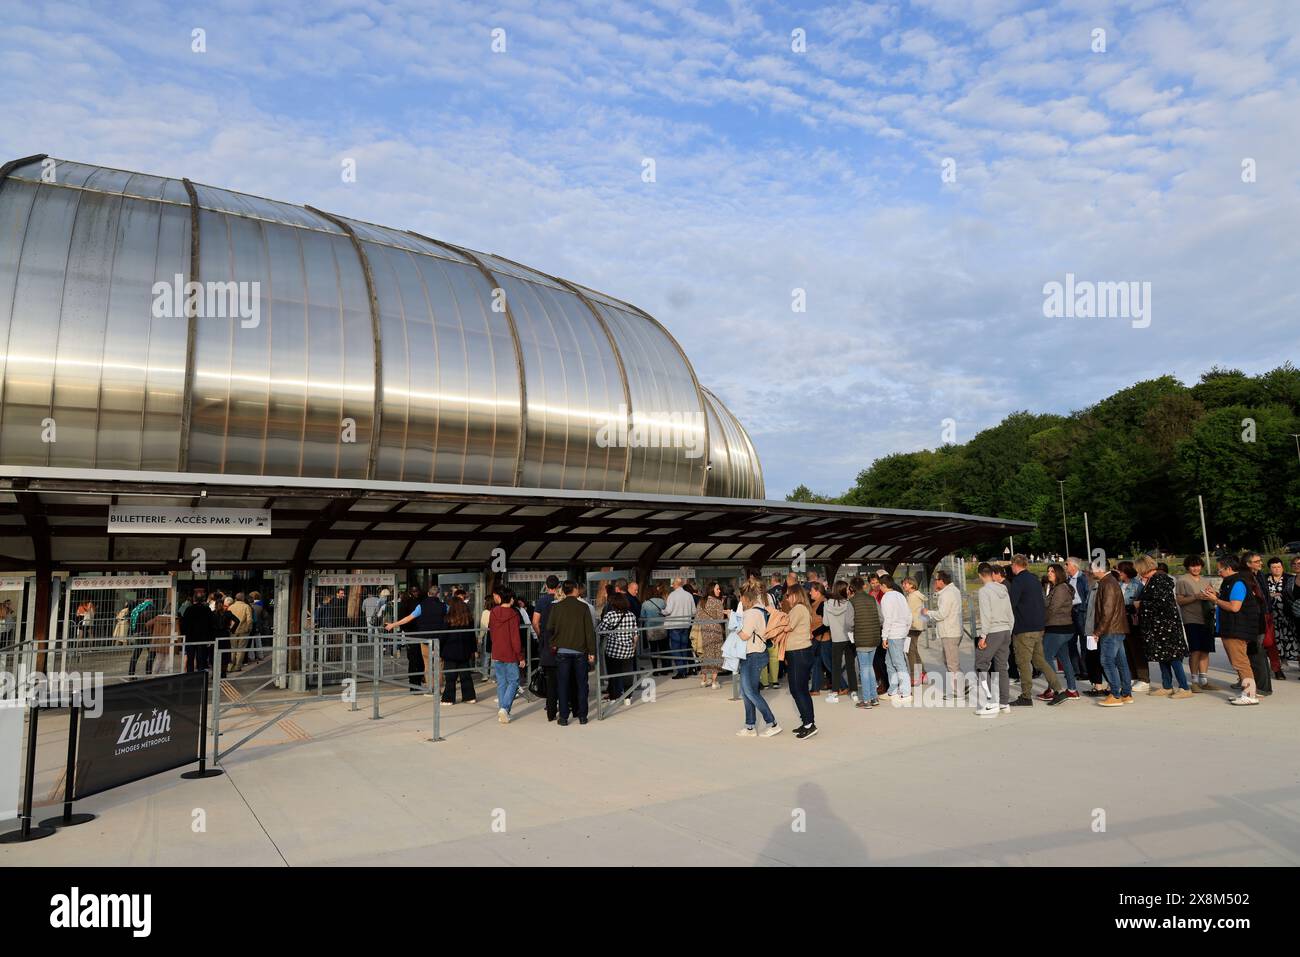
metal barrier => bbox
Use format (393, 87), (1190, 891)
(588, 615), (737, 720)
(0, 612), (755, 762)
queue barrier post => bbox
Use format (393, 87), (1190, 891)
(429, 639), (444, 743)
(0, 704), (54, 844)
(594, 631), (604, 721)
(38, 690), (95, 830)
(210, 650), (222, 763)
(370, 630), (381, 721)
(523, 623), (533, 702)
(181, 667), (223, 780)
(349, 631), (359, 712)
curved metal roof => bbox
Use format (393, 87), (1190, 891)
(0, 155), (763, 498)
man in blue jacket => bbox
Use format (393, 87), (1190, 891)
(1008, 555), (1068, 707)
(386, 585), (449, 693)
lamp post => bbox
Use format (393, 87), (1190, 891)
(1289, 434), (1300, 468)
(1057, 479), (1070, 558)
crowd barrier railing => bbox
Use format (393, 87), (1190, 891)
(0, 611), (769, 756)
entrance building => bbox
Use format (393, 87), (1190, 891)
(0, 154), (1034, 674)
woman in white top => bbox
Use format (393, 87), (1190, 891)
(735, 580), (782, 738)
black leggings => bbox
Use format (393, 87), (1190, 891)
(831, 642), (858, 693)
(785, 647), (816, 726)
(128, 643), (156, 676)
(442, 658), (476, 703)
(605, 654), (634, 699)
(405, 640), (426, 688)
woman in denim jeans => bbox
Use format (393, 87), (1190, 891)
(1040, 564), (1080, 699)
(782, 585), (818, 738)
(734, 581), (782, 738)
(856, 646), (879, 707)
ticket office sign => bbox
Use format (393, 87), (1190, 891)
(107, 506), (271, 535)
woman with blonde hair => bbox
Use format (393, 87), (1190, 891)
(782, 584), (818, 739)
(735, 580), (782, 737)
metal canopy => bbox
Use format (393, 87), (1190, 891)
(0, 465), (1034, 572)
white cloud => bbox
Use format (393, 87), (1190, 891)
(1, 0), (1296, 498)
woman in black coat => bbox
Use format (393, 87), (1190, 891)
(1136, 558), (1189, 696)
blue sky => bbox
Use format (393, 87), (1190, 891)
(2, 0), (1296, 497)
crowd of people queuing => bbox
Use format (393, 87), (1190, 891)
(157, 548), (1298, 731)
(59, 587), (271, 680)
(174, 587), (270, 678)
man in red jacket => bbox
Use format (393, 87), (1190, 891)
(489, 588), (526, 724)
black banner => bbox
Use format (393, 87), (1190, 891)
(73, 672), (206, 799)
(3, 867), (1280, 941)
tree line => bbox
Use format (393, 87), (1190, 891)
(787, 365), (1300, 557)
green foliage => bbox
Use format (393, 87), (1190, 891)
(826, 366), (1300, 555)
(785, 484), (837, 504)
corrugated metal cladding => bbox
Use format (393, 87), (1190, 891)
(0, 157), (763, 498)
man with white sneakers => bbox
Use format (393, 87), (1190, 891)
(878, 573), (912, 701)
(927, 570), (966, 698)
(974, 562), (1013, 716)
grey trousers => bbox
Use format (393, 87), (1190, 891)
(940, 636), (962, 675)
(975, 630), (1011, 706)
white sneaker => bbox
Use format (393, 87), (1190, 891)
(999, 703), (1011, 712)
(974, 704), (1000, 717)
(825, 692), (839, 703)
(497, 708), (509, 724)
(622, 698), (630, 707)
(736, 727), (758, 737)
(762, 724), (783, 737)
(850, 692), (859, 703)
(1229, 695), (1259, 706)
(1131, 680), (1149, 693)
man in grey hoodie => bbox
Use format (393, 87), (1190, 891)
(974, 562), (1013, 716)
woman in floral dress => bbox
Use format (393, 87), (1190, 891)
(696, 581), (727, 689)
(1265, 558), (1296, 669)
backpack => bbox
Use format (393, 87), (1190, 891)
(732, 606), (770, 653)
(762, 608), (790, 649)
